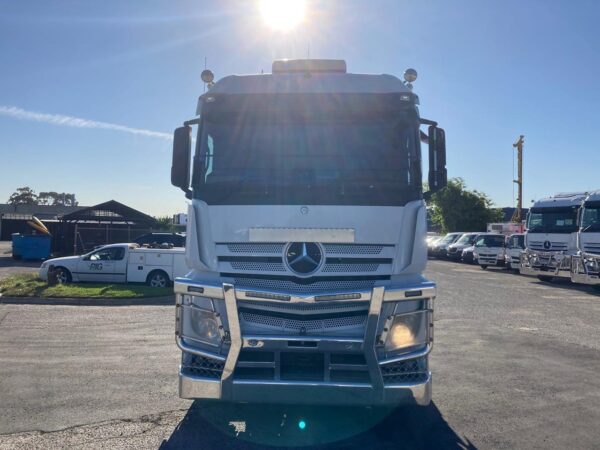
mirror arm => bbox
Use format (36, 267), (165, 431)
(184, 118), (201, 127)
(419, 118), (438, 127)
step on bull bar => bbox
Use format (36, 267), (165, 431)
(174, 281), (434, 405)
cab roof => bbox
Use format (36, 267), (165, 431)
(584, 190), (600, 202)
(532, 192), (588, 208)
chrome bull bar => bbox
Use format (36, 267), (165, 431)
(571, 252), (600, 285)
(174, 281), (434, 404)
(520, 249), (572, 278)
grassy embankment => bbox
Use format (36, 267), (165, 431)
(0, 273), (173, 298)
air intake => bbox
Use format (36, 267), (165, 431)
(272, 59), (347, 74)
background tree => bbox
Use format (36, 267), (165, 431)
(429, 178), (503, 233)
(154, 216), (176, 232)
(7, 187), (38, 205)
(38, 192), (78, 206)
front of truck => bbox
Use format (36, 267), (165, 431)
(571, 191), (600, 285)
(170, 60), (447, 406)
(521, 193), (587, 279)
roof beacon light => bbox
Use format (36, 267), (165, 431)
(201, 69), (215, 84)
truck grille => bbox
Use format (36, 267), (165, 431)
(583, 243), (600, 254)
(529, 241), (568, 251)
(217, 243), (394, 279)
(240, 310), (367, 334)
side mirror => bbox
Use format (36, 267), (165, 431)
(171, 126), (192, 197)
(427, 126), (447, 193)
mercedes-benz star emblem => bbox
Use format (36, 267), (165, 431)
(543, 241), (551, 250)
(285, 242), (323, 276)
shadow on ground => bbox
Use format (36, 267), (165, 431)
(159, 401), (475, 449)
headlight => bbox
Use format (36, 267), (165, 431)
(384, 312), (428, 352)
(585, 258), (600, 273)
(190, 307), (223, 347)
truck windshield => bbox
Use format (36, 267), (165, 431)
(581, 202), (600, 232)
(192, 94), (421, 206)
(475, 235), (505, 247)
(527, 207), (579, 233)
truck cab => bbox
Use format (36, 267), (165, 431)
(170, 59), (447, 406)
(473, 233), (506, 269)
(521, 192), (587, 281)
(571, 190), (600, 286)
(505, 233), (525, 271)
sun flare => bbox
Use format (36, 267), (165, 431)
(259, 0), (306, 31)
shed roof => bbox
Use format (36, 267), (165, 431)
(61, 200), (156, 225)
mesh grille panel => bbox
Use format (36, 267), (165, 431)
(240, 311), (367, 332)
(381, 357), (428, 384)
(323, 244), (386, 255)
(227, 243), (285, 253)
(322, 263), (379, 273)
(181, 352), (224, 379)
(230, 261), (286, 272)
(237, 300), (368, 312)
(233, 277), (377, 294)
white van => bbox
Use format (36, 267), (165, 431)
(39, 243), (188, 287)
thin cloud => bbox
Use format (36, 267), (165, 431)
(0, 105), (172, 141)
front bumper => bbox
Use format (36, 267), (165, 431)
(174, 281), (434, 406)
(478, 255), (504, 266)
(38, 266), (48, 281)
(571, 253), (600, 285)
(520, 250), (571, 278)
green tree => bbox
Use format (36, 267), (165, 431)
(7, 186), (38, 205)
(154, 216), (175, 232)
(429, 178), (503, 233)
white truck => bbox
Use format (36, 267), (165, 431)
(520, 192), (587, 282)
(504, 233), (525, 271)
(473, 233), (506, 269)
(39, 243), (187, 287)
(571, 190), (600, 286)
(169, 59), (447, 406)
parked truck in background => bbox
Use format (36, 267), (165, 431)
(505, 233), (525, 271)
(169, 59), (447, 406)
(571, 190), (600, 287)
(520, 192), (587, 282)
(474, 233), (506, 269)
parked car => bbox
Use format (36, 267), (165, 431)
(39, 243), (188, 287)
(505, 233), (525, 271)
(430, 232), (464, 258)
(474, 233), (506, 269)
(447, 232), (480, 261)
(461, 245), (477, 264)
(133, 232), (186, 247)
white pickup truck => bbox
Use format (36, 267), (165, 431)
(39, 243), (188, 287)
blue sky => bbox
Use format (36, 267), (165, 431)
(1, 0), (598, 216)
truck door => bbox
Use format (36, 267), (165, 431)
(76, 247), (124, 282)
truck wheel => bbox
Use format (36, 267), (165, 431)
(147, 270), (170, 288)
(55, 267), (72, 284)
(480, 265), (488, 270)
(537, 275), (554, 283)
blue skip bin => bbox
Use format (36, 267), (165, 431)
(11, 233), (51, 260)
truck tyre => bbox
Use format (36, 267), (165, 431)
(55, 267), (72, 284)
(537, 275), (554, 283)
(147, 270), (170, 288)
(480, 265), (488, 270)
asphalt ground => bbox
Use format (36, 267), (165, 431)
(1, 260), (599, 449)
(0, 241), (39, 281)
